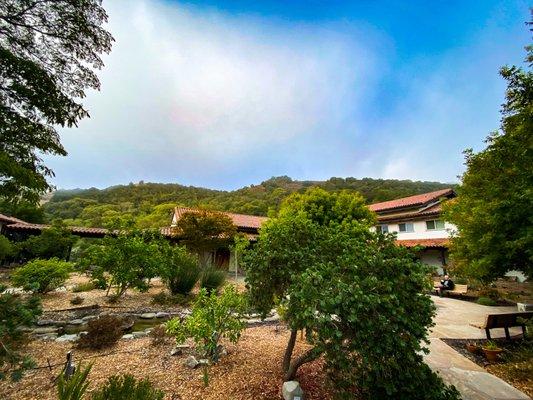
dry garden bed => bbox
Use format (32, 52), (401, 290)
(0, 326), (332, 400)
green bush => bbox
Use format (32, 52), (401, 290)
(0, 235), (14, 264)
(70, 296), (84, 305)
(17, 225), (77, 261)
(477, 296), (497, 306)
(77, 315), (123, 350)
(91, 374), (164, 400)
(72, 282), (96, 293)
(199, 267), (226, 293)
(57, 363), (92, 400)
(166, 286), (246, 362)
(0, 291), (42, 381)
(160, 246), (199, 295)
(477, 288), (500, 301)
(11, 258), (73, 293)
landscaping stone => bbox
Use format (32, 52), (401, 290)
(35, 333), (58, 341)
(184, 355), (199, 368)
(31, 326), (59, 335)
(82, 315), (97, 322)
(121, 334), (134, 340)
(132, 331), (148, 339)
(55, 334), (78, 342)
(282, 381), (304, 400)
(170, 344), (189, 356)
(68, 319), (84, 325)
(140, 312), (157, 319)
(36, 319), (58, 326)
(155, 312), (170, 318)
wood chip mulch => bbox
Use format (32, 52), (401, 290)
(0, 326), (333, 400)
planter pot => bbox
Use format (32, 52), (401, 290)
(482, 347), (502, 362)
(466, 343), (480, 354)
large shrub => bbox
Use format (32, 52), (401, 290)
(80, 230), (166, 298)
(0, 235), (14, 264)
(244, 188), (460, 399)
(11, 258), (73, 293)
(17, 225), (77, 261)
(166, 286), (246, 362)
(91, 374), (164, 400)
(77, 315), (123, 350)
(160, 245), (200, 295)
(0, 290), (42, 381)
(199, 266), (226, 294)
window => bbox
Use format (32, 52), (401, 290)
(426, 220), (445, 230)
(376, 224), (389, 234)
(398, 223), (414, 233)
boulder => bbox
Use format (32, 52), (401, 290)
(121, 334), (134, 340)
(282, 381), (304, 400)
(56, 334), (79, 343)
(32, 326), (59, 335)
(81, 315), (97, 322)
(184, 355), (199, 368)
(170, 344), (190, 356)
(155, 312), (170, 319)
(68, 319), (84, 326)
(132, 331), (148, 339)
(140, 312), (157, 319)
(35, 333), (58, 341)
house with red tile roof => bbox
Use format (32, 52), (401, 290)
(369, 188), (457, 274)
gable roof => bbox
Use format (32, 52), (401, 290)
(0, 213), (28, 225)
(173, 207), (267, 230)
(368, 188), (455, 213)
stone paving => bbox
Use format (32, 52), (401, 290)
(426, 296), (530, 400)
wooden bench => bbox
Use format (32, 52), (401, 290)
(433, 283), (468, 296)
(474, 311), (533, 340)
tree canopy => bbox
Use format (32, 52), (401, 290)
(444, 42), (533, 283)
(244, 188), (458, 399)
(0, 0), (113, 204)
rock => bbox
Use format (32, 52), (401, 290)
(184, 355), (199, 368)
(197, 359), (209, 367)
(32, 326), (59, 335)
(517, 303), (532, 312)
(36, 319), (57, 326)
(140, 312), (157, 319)
(55, 286), (67, 292)
(121, 334), (134, 340)
(170, 344), (190, 356)
(81, 315), (97, 322)
(68, 319), (84, 326)
(35, 333), (58, 341)
(282, 381), (304, 400)
(56, 334), (79, 342)
(155, 312), (170, 319)
(132, 331), (148, 339)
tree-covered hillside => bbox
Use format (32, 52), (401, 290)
(42, 176), (456, 228)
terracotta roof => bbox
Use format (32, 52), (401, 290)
(369, 189), (455, 213)
(0, 213), (28, 225)
(396, 238), (449, 248)
(377, 203), (443, 222)
(173, 207), (267, 230)
(6, 223), (109, 237)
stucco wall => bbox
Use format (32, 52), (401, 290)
(379, 220), (457, 240)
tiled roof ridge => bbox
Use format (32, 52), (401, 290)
(369, 188), (454, 212)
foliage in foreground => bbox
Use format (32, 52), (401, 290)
(57, 363), (92, 400)
(166, 286), (246, 362)
(91, 374), (164, 400)
(11, 258), (73, 293)
(0, 290), (42, 381)
(199, 265), (226, 293)
(159, 245), (200, 295)
(79, 230), (166, 298)
(0, 0), (113, 204)
(444, 42), (532, 283)
(0, 235), (14, 264)
(244, 188), (460, 399)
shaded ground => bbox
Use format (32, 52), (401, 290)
(443, 338), (533, 398)
(0, 326), (332, 400)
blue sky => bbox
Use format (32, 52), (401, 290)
(46, 0), (531, 190)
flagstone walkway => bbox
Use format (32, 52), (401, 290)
(426, 296), (530, 400)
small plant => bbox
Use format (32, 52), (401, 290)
(77, 315), (123, 350)
(57, 363), (92, 400)
(70, 296), (84, 306)
(476, 297), (497, 306)
(483, 340), (500, 351)
(482, 340), (503, 362)
(466, 341), (480, 354)
(160, 246), (200, 295)
(90, 374), (164, 400)
(11, 258), (73, 294)
(72, 282), (96, 293)
(199, 266), (226, 293)
(477, 288), (500, 301)
(149, 325), (172, 347)
(166, 286), (246, 362)
(151, 291), (187, 306)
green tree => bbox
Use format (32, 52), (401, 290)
(0, 1), (113, 204)
(0, 289), (42, 381)
(172, 209), (237, 267)
(80, 230), (165, 298)
(17, 224), (77, 261)
(444, 43), (532, 283)
(0, 235), (14, 264)
(166, 286), (246, 362)
(244, 188), (459, 399)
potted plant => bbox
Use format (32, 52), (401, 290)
(482, 340), (503, 362)
(466, 341), (480, 354)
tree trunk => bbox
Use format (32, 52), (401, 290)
(284, 346), (322, 381)
(282, 329), (298, 374)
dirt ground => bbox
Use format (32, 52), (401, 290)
(0, 326), (332, 400)
(468, 279), (533, 303)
